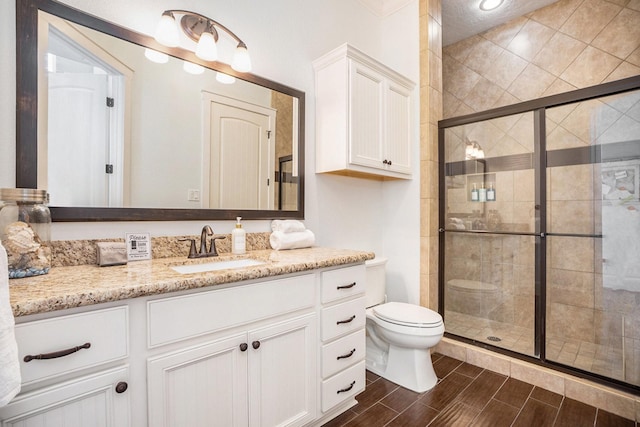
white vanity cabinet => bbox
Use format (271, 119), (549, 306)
(0, 307), (130, 427)
(3, 260), (371, 427)
(318, 265), (367, 414)
(146, 274), (317, 427)
(314, 43), (415, 180)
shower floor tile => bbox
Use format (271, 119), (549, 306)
(444, 310), (640, 387)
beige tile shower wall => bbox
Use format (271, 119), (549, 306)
(420, 0), (443, 311)
(442, 0), (640, 120)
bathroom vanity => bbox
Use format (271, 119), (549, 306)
(2, 248), (374, 427)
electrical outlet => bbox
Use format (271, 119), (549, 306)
(187, 189), (200, 201)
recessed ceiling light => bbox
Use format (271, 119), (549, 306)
(479, 0), (504, 11)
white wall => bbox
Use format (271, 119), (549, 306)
(0, 0), (421, 304)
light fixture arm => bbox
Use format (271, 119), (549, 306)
(163, 9), (247, 47)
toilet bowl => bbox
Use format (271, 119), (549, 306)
(365, 258), (445, 393)
(446, 279), (502, 318)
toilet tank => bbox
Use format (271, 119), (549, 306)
(365, 257), (387, 307)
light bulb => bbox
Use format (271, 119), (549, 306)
(183, 61), (205, 75)
(195, 30), (218, 61)
(231, 43), (252, 72)
(479, 0), (504, 11)
(144, 48), (169, 64)
(216, 72), (236, 84)
(155, 12), (180, 47)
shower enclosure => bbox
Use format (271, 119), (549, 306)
(439, 75), (640, 393)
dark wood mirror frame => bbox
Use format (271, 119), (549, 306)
(16, 0), (305, 221)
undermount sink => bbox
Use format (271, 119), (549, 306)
(170, 258), (266, 274)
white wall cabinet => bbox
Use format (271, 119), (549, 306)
(314, 43), (414, 180)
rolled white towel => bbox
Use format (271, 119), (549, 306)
(271, 219), (306, 233)
(270, 230), (315, 250)
(0, 242), (20, 407)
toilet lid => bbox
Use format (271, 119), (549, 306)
(373, 302), (443, 327)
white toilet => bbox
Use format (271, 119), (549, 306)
(365, 258), (444, 392)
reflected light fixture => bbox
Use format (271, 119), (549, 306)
(479, 0), (504, 11)
(144, 48), (169, 64)
(216, 72), (236, 84)
(154, 9), (252, 72)
(465, 140), (485, 159)
(183, 61), (205, 75)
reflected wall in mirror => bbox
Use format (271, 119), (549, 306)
(17, 0), (305, 221)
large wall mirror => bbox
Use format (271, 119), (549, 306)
(16, 0), (305, 221)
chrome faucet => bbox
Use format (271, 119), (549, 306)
(179, 225), (226, 258)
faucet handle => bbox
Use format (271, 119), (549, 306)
(178, 238), (197, 258)
(209, 235), (227, 257)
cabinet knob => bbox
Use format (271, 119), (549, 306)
(240, 343), (248, 352)
(252, 341), (261, 350)
(115, 382), (128, 394)
(382, 159), (389, 165)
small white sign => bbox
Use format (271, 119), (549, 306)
(125, 232), (152, 261)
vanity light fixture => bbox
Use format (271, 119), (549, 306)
(479, 0), (504, 11)
(154, 9), (252, 72)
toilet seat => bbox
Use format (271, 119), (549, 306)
(373, 302), (443, 328)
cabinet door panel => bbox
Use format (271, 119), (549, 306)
(385, 82), (412, 174)
(248, 314), (316, 427)
(349, 61), (384, 168)
(147, 334), (248, 427)
(0, 366), (129, 427)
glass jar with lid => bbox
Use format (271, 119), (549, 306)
(0, 188), (51, 278)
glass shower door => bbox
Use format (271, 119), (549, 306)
(545, 89), (640, 387)
(442, 111), (537, 356)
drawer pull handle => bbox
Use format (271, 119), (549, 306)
(115, 382), (128, 394)
(24, 342), (91, 362)
(337, 282), (357, 290)
(337, 381), (356, 394)
(337, 315), (356, 325)
(252, 341), (261, 350)
(337, 348), (356, 360)
(240, 343), (248, 352)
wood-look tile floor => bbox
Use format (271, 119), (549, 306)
(322, 353), (638, 427)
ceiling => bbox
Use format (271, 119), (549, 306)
(441, 0), (560, 46)
(358, 0), (560, 46)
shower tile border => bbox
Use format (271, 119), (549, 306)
(435, 337), (640, 421)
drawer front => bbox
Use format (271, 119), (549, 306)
(321, 265), (365, 304)
(321, 297), (366, 342)
(15, 306), (129, 385)
(148, 274), (315, 347)
(321, 329), (365, 378)
(321, 361), (366, 412)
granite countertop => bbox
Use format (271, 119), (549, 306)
(9, 247), (375, 317)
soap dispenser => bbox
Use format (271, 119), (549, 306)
(232, 217), (246, 254)
(471, 183), (479, 202)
